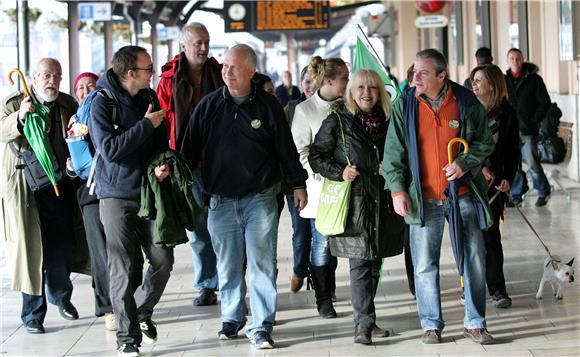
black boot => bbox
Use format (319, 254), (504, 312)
(311, 265), (337, 318)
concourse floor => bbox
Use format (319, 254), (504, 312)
(1, 178), (579, 356)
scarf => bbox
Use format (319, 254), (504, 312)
(172, 54), (224, 147)
(357, 106), (386, 136)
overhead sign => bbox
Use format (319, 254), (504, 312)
(78, 2), (112, 21)
(224, 1), (329, 33)
(415, 15), (448, 28)
(255, 1), (329, 31)
(166, 26), (180, 40)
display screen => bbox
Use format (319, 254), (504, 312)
(254, 1), (330, 31)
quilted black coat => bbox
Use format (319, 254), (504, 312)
(309, 102), (407, 261)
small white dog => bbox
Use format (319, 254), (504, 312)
(536, 255), (575, 300)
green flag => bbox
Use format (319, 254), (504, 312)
(353, 36), (401, 103)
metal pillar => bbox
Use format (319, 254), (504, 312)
(68, 2), (80, 91)
(124, 4), (138, 45)
(17, 0), (30, 79)
(104, 21), (113, 70)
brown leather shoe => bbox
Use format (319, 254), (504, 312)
(463, 328), (494, 344)
(290, 275), (304, 293)
(421, 329), (441, 344)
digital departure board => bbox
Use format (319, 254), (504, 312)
(254, 1), (330, 31)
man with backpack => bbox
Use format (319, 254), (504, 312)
(89, 45), (170, 357)
(505, 48), (552, 207)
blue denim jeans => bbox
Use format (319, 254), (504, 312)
(410, 195), (487, 331)
(286, 196), (311, 278)
(310, 220), (332, 267)
(207, 185), (279, 338)
(510, 135), (551, 198)
(187, 168), (218, 292)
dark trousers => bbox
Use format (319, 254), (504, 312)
(100, 198), (174, 347)
(349, 258), (381, 328)
(21, 185), (74, 324)
(484, 196), (508, 298)
(82, 202), (113, 316)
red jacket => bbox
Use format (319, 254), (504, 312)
(156, 53), (223, 149)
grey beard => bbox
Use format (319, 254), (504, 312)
(36, 89), (59, 103)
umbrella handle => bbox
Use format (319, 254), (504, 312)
(8, 68), (31, 97)
(447, 138), (470, 165)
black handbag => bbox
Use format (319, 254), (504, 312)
(9, 142), (63, 192)
(537, 137), (566, 163)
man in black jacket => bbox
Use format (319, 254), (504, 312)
(505, 48), (552, 207)
(180, 44), (307, 350)
(89, 45), (171, 357)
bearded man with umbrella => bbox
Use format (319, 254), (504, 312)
(382, 49), (495, 345)
(0, 58), (81, 334)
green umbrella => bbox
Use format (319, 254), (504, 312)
(8, 68), (61, 197)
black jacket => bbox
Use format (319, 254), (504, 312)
(180, 84), (307, 197)
(309, 102), (406, 261)
(486, 99), (520, 216)
(505, 62), (551, 136)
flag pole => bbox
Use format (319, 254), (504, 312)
(356, 24), (390, 73)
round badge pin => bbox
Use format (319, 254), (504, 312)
(449, 119), (460, 129)
(251, 119), (262, 129)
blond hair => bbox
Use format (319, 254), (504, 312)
(344, 69), (392, 119)
(307, 56), (347, 88)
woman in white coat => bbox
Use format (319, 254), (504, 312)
(291, 56), (349, 318)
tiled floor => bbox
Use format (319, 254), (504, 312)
(1, 173), (579, 356)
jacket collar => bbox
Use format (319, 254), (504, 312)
(222, 82), (257, 104)
(312, 89), (341, 109)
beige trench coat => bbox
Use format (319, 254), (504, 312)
(0, 90), (82, 295)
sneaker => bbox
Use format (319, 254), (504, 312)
(193, 288), (217, 306)
(218, 321), (245, 340)
(290, 275), (304, 293)
(492, 296), (512, 308)
(139, 319), (157, 344)
(459, 292), (465, 305)
(535, 195), (550, 207)
(354, 325), (372, 345)
(105, 313), (117, 331)
(117, 343), (139, 357)
(463, 328), (494, 344)
(421, 329), (442, 344)
(24, 319), (45, 334)
(249, 331), (274, 349)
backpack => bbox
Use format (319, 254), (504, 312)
(537, 102), (566, 163)
(65, 89), (118, 180)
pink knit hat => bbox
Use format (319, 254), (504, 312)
(73, 72), (98, 92)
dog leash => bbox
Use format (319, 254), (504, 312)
(492, 190), (557, 260)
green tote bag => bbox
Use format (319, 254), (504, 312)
(315, 115), (352, 236)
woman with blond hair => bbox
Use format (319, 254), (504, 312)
(291, 56), (349, 319)
(309, 69), (406, 344)
(470, 64), (520, 308)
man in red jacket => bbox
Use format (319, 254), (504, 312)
(156, 22), (223, 307)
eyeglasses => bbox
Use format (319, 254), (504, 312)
(132, 66), (154, 73)
(39, 73), (63, 81)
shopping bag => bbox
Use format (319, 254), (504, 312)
(299, 174), (323, 219)
(315, 178), (351, 236)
